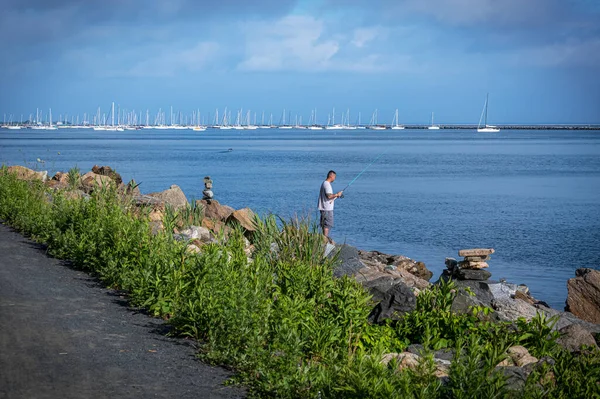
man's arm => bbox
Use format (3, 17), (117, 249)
(327, 191), (343, 199)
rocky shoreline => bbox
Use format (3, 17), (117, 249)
(5, 163), (600, 385)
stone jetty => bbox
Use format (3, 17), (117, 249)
(5, 164), (599, 350)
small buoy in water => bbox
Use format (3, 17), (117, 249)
(57, 152), (61, 155)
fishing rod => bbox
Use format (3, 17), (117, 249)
(339, 149), (388, 197)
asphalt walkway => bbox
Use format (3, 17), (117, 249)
(0, 223), (245, 399)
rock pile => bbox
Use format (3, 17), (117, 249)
(202, 176), (213, 203)
(442, 248), (494, 282)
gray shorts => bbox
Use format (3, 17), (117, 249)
(320, 210), (334, 229)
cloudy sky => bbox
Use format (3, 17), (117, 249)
(1, 0), (599, 124)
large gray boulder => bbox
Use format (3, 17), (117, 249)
(556, 323), (599, 352)
(331, 244), (365, 278)
(368, 281), (416, 324)
(565, 268), (600, 324)
(147, 184), (188, 210)
(329, 244), (421, 323)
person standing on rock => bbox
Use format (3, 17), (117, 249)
(318, 170), (343, 241)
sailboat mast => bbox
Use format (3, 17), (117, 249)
(484, 93), (489, 126)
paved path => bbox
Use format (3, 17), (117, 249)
(0, 223), (245, 399)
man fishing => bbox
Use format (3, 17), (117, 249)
(318, 170), (343, 241)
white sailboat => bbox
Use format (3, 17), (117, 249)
(46, 109), (58, 130)
(427, 112), (440, 130)
(391, 109), (405, 130)
(368, 109), (386, 130)
(325, 108), (343, 130)
(477, 93), (500, 133)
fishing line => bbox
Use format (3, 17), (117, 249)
(340, 148), (388, 195)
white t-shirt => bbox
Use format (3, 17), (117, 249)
(318, 180), (334, 211)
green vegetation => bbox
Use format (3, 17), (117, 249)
(0, 166), (598, 398)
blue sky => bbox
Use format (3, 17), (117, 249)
(1, 0), (599, 124)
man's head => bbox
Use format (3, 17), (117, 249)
(326, 170), (336, 182)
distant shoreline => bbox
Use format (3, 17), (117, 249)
(2, 124), (599, 131)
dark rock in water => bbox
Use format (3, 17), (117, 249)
(496, 366), (527, 391)
(565, 268), (600, 324)
(556, 323), (598, 352)
(331, 244), (365, 278)
(368, 281), (416, 324)
(455, 268), (492, 281)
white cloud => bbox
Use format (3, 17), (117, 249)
(237, 15), (411, 73)
(351, 27), (381, 48)
(238, 15), (340, 71)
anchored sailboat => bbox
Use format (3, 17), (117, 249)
(427, 112), (440, 130)
(477, 93), (500, 133)
(391, 109), (405, 130)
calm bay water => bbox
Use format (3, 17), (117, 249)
(2, 128), (599, 309)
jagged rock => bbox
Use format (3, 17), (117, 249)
(381, 352), (448, 378)
(176, 226), (212, 242)
(227, 208), (257, 232)
(556, 323), (599, 352)
(147, 184), (188, 210)
(455, 269), (492, 281)
(148, 208), (164, 223)
(359, 249), (433, 281)
(517, 284), (530, 295)
(91, 165), (123, 185)
(52, 171), (70, 184)
(197, 199), (234, 222)
(7, 165), (48, 182)
(47, 172), (70, 189)
(445, 257), (458, 272)
(80, 171), (115, 193)
(565, 268), (600, 324)
(488, 282), (517, 301)
(507, 346), (538, 367)
(451, 291), (490, 315)
(492, 297), (600, 334)
(368, 281), (416, 323)
(149, 221), (163, 235)
(125, 179), (141, 196)
(496, 366), (527, 391)
(514, 290), (536, 305)
(331, 244), (365, 278)
(380, 352), (420, 369)
(133, 194), (163, 207)
(458, 248), (495, 257)
(63, 190), (88, 201)
(458, 260), (489, 269)
(450, 280), (495, 306)
(186, 244), (202, 254)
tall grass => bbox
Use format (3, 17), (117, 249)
(1, 165), (598, 398)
